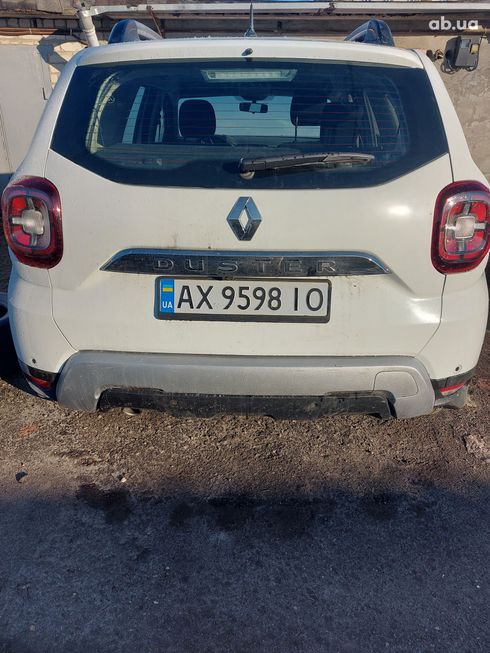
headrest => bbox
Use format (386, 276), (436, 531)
(320, 102), (364, 145)
(179, 99), (216, 138)
(290, 95), (328, 127)
(322, 101), (361, 118)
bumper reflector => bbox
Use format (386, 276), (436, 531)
(440, 382), (466, 396)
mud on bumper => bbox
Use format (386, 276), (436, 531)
(98, 389), (396, 419)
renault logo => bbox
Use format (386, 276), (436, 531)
(227, 197), (262, 241)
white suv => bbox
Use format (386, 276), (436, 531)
(2, 28), (489, 418)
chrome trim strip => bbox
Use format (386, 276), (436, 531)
(101, 249), (390, 277)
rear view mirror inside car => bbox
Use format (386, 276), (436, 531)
(239, 101), (268, 114)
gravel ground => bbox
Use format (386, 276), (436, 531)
(0, 239), (490, 652)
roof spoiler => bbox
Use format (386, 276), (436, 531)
(108, 19), (162, 44)
(345, 19), (395, 47)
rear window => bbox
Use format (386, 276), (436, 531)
(51, 59), (448, 189)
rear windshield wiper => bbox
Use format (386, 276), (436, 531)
(239, 151), (375, 174)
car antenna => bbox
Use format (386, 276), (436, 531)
(244, 2), (257, 38)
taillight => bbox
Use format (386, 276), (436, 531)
(432, 181), (490, 273)
(1, 177), (62, 268)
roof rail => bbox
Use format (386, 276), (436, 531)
(345, 19), (395, 47)
(108, 19), (162, 44)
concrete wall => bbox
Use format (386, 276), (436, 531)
(0, 33), (488, 180)
(0, 35), (84, 87)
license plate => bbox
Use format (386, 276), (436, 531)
(155, 278), (331, 322)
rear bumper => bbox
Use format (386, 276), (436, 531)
(55, 352), (436, 418)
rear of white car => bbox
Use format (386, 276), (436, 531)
(2, 38), (489, 418)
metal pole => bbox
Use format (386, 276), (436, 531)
(77, 8), (100, 47)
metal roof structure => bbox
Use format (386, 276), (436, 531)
(1, 1), (489, 38)
(1, 1), (490, 16)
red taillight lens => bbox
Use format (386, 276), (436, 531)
(1, 177), (62, 268)
(432, 181), (490, 273)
